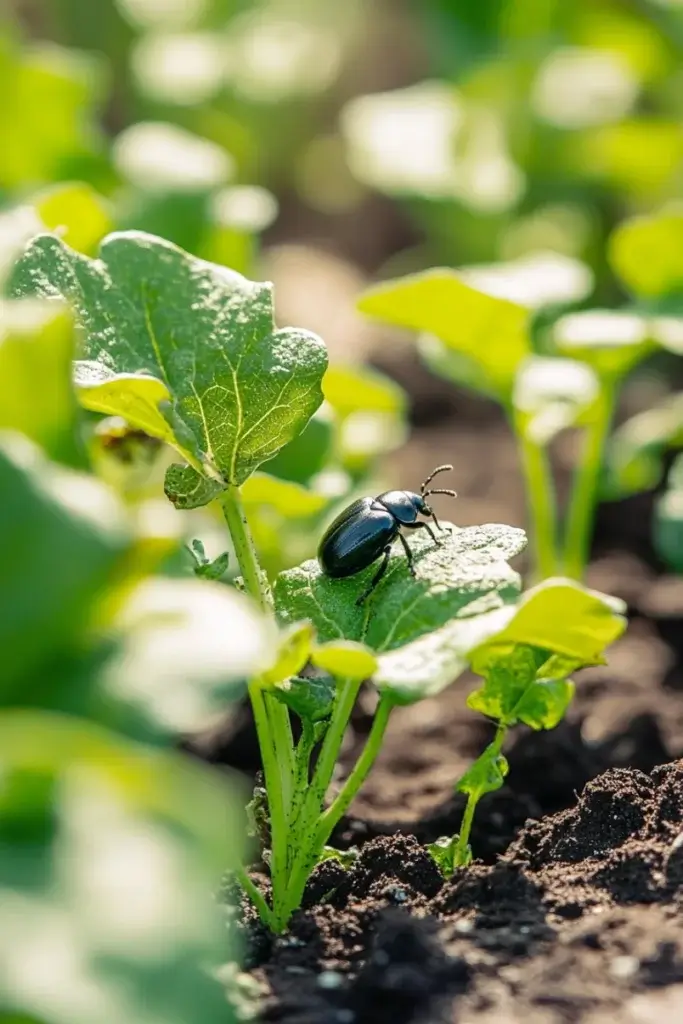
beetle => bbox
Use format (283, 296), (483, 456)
(318, 464), (457, 606)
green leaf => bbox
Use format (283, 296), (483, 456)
(262, 622), (314, 686)
(187, 538), (229, 580)
(311, 640), (378, 681)
(164, 463), (224, 510)
(552, 309), (656, 379)
(603, 392), (683, 498)
(609, 206), (683, 299)
(260, 407), (333, 485)
(427, 835), (459, 878)
(654, 453), (683, 574)
(0, 37), (104, 190)
(470, 577), (626, 671)
(242, 472), (329, 518)
(0, 301), (81, 466)
(273, 674), (336, 723)
(274, 522), (526, 657)
(33, 182), (112, 256)
(0, 709), (245, 1024)
(0, 434), (129, 693)
(373, 603), (513, 705)
(319, 845), (359, 869)
(513, 355), (600, 445)
(357, 269), (530, 398)
(11, 231), (328, 499)
(513, 677), (575, 730)
(322, 364), (406, 418)
(457, 743), (509, 798)
(467, 645), (543, 722)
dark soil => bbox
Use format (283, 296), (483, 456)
(193, 383), (683, 1023)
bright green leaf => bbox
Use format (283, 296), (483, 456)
(311, 640), (377, 681)
(456, 743), (509, 798)
(0, 301), (81, 466)
(322, 364), (406, 418)
(513, 677), (575, 730)
(262, 622), (314, 686)
(242, 473), (329, 518)
(34, 182), (112, 256)
(470, 577), (626, 671)
(357, 269), (530, 398)
(467, 645), (542, 722)
(11, 232), (328, 500)
(609, 206), (683, 299)
(261, 407), (333, 485)
(274, 522), (526, 657)
(427, 835), (459, 878)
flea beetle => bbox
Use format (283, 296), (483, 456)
(318, 464), (457, 606)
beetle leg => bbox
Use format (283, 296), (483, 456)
(403, 519), (440, 546)
(396, 530), (417, 577)
(355, 545), (392, 606)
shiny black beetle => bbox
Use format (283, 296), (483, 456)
(318, 464), (457, 606)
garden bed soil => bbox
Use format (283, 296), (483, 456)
(196, 395), (683, 1023)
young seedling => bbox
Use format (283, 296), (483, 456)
(10, 230), (626, 934)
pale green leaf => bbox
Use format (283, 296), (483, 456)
(262, 622), (314, 686)
(456, 743), (509, 798)
(242, 472), (329, 518)
(357, 269), (530, 398)
(34, 182), (112, 256)
(274, 522), (526, 656)
(311, 640), (377, 681)
(0, 300), (80, 466)
(552, 309), (655, 378)
(609, 206), (683, 298)
(373, 604), (513, 705)
(11, 232), (328, 498)
(513, 355), (600, 445)
(470, 577), (626, 671)
(513, 678), (575, 730)
(322, 364), (406, 418)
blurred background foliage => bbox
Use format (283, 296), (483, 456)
(3, 0), (683, 1019)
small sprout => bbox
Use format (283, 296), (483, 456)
(186, 538), (229, 581)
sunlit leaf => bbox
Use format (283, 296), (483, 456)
(242, 473), (329, 518)
(274, 523), (526, 661)
(358, 268), (530, 398)
(34, 182), (112, 256)
(469, 577), (626, 671)
(322, 364), (406, 418)
(456, 743), (508, 798)
(609, 206), (683, 299)
(311, 640), (377, 681)
(654, 453), (683, 574)
(11, 232), (328, 502)
(262, 622), (314, 686)
(0, 301), (81, 466)
(552, 309), (655, 378)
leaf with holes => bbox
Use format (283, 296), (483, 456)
(10, 231), (328, 504)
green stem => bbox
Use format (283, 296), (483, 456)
(454, 724), (507, 867)
(514, 413), (558, 580)
(277, 696), (393, 930)
(235, 864), (275, 931)
(248, 685), (289, 918)
(221, 484), (271, 612)
(563, 383), (616, 580)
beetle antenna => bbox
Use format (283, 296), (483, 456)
(424, 487), (457, 498)
(421, 464), (454, 495)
